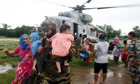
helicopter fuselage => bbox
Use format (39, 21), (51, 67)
(42, 11), (104, 42)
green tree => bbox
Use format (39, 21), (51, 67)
(97, 25), (121, 39)
(0, 24), (32, 37)
(133, 26), (140, 37)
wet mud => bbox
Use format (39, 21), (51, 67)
(71, 64), (131, 84)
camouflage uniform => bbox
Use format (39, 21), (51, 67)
(75, 37), (82, 49)
(74, 37), (82, 58)
(127, 38), (140, 84)
(41, 21), (71, 84)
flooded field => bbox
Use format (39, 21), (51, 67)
(71, 64), (131, 84)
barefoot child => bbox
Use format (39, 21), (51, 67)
(30, 32), (44, 75)
(49, 24), (74, 73)
(121, 40), (128, 67)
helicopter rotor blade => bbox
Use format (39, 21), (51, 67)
(36, 0), (73, 9)
(82, 0), (92, 7)
(87, 0), (92, 3)
(84, 4), (140, 10)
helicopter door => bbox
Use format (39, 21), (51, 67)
(73, 23), (78, 39)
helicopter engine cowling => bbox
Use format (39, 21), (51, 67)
(80, 14), (93, 24)
(58, 12), (70, 17)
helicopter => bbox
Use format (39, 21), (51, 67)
(36, 0), (140, 42)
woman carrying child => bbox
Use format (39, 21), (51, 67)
(112, 37), (122, 64)
(113, 45), (122, 64)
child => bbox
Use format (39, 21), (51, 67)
(30, 32), (44, 75)
(49, 24), (74, 73)
(113, 45), (122, 64)
(122, 40), (128, 67)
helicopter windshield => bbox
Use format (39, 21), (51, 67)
(49, 18), (55, 23)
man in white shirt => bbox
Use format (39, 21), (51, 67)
(92, 33), (109, 84)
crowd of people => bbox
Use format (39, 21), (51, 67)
(2, 21), (140, 84)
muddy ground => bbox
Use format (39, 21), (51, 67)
(71, 64), (131, 84)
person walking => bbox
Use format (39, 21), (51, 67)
(40, 21), (72, 84)
(3, 34), (33, 84)
(127, 31), (140, 84)
(91, 33), (109, 84)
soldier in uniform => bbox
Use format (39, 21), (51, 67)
(41, 21), (71, 84)
(127, 31), (140, 84)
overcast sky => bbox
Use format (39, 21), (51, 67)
(0, 0), (140, 35)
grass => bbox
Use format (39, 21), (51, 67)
(0, 70), (15, 84)
(0, 41), (19, 66)
(70, 57), (121, 69)
(0, 40), (21, 84)
(0, 36), (18, 39)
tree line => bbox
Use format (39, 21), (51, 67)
(0, 24), (32, 37)
(97, 25), (140, 39)
(0, 23), (139, 38)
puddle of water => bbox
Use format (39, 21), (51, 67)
(72, 64), (131, 84)
(118, 73), (124, 77)
(107, 70), (114, 77)
(0, 63), (12, 74)
(90, 69), (114, 77)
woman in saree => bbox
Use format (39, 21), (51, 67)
(3, 34), (33, 84)
(112, 36), (122, 63)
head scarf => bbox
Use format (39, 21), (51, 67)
(30, 32), (42, 56)
(112, 36), (120, 44)
(19, 34), (29, 51)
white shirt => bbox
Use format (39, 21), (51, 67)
(127, 40), (131, 48)
(94, 41), (109, 63)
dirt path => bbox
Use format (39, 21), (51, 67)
(71, 64), (131, 84)
(0, 38), (19, 41)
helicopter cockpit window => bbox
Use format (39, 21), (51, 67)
(55, 19), (61, 28)
(49, 18), (55, 23)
